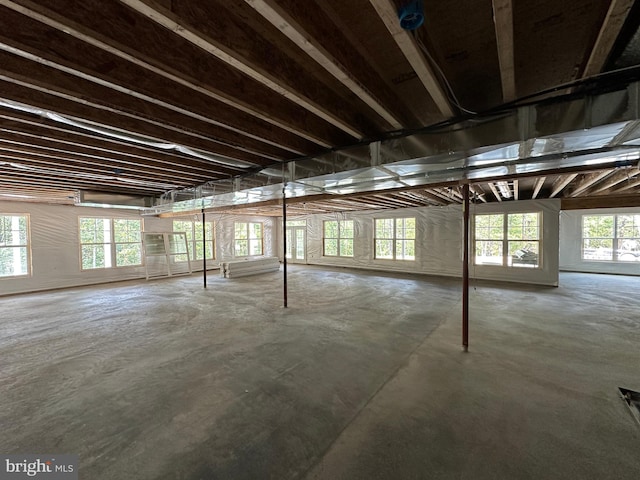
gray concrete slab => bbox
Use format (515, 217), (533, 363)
(1, 266), (639, 479)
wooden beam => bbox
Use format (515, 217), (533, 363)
(611, 176), (640, 193)
(368, 0), (455, 117)
(244, 0), (403, 129)
(531, 176), (546, 199)
(583, 0), (635, 78)
(488, 182), (502, 202)
(0, 76), (272, 166)
(569, 170), (612, 196)
(590, 168), (640, 194)
(470, 185), (487, 203)
(549, 173), (579, 198)
(513, 179), (519, 200)
(492, 0), (516, 102)
(561, 194), (640, 210)
(118, 0), (364, 138)
(0, 36), (316, 156)
(0, 0), (340, 148)
(496, 181), (511, 199)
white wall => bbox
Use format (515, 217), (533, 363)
(0, 202), (278, 296)
(559, 207), (640, 276)
(300, 199), (561, 286)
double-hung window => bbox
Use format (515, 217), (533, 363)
(474, 212), (541, 268)
(323, 220), (354, 257)
(582, 214), (640, 262)
(234, 222), (263, 256)
(80, 217), (142, 269)
(173, 220), (215, 262)
(375, 217), (415, 260)
(0, 214), (30, 277)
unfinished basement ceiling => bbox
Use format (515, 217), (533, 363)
(0, 0), (640, 210)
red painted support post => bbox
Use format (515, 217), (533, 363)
(462, 183), (470, 351)
(202, 208), (207, 289)
(282, 186), (288, 308)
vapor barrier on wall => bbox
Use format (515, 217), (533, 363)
(0, 201), (278, 296)
(299, 199), (560, 286)
(560, 207), (640, 276)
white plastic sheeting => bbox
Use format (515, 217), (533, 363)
(300, 199), (561, 286)
(560, 207), (640, 276)
(0, 202), (278, 296)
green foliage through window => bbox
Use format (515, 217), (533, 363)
(582, 214), (640, 262)
(323, 220), (354, 257)
(79, 217), (142, 269)
(0, 214), (30, 277)
(375, 217), (415, 260)
(474, 212), (541, 268)
(234, 222), (263, 257)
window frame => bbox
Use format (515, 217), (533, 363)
(79, 217), (143, 270)
(581, 213), (640, 262)
(172, 220), (215, 262)
(0, 213), (31, 278)
(473, 211), (542, 268)
(374, 217), (416, 261)
(323, 220), (354, 257)
(233, 221), (263, 257)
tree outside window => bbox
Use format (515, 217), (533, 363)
(234, 222), (263, 256)
(474, 212), (541, 267)
(375, 217), (415, 260)
(80, 217), (142, 269)
(0, 214), (30, 277)
(173, 220), (214, 262)
(582, 214), (640, 262)
(323, 220), (354, 257)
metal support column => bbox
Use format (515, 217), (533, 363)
(202, 208), (207, 289)
(462, 183), (470, 351)
(282, 186), (288, 308)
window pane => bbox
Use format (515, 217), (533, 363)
(475, 214), (503, 240)
(116, 243), (142, 266)
(475, 241), (503, 265)
(398, 240), (415, 260)
(324, 221), (338, 238)
(582, 238), (613, 260)
(195, 241), (214, 260)
(508, 213), (539, 241)
(617, 215), (640, 238)
(235, 222), (248, 240)
(340, 221), (354, 238)
(509, 241), (539, 268)
(403, 218), (416, 239)
(82, 245), (106, 269)
(324, 238), (338, 256)
(583, 215), (614, 238)
(235, 240), (248, 257)
(340, 239), (354, 257)
(616, 238), (640, 261)
(375, 239), (393, 259)
(250, 223), (262, 239)
(249, 239), (263, 256)
(376, 219), (393, 238)
(0, 246), (28, 276)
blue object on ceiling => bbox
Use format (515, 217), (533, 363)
(398, 0), (425, 31)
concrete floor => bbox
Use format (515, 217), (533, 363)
(1, 265), (639, 479)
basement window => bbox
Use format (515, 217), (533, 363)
(474, 212), (541, 268)
(79, 217), (142, 269)
(0, 214), (30, 277)
(323, 220), (354, 257)
(173, 220), (215, 261)
(375, 217), (416, 260)
(234, 222), (263, 256)
(582, 214), (640, 262)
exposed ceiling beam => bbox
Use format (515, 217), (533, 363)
(590, 167), (640, 193)
(611, 176), (640, 193)
(0, 37), (314, 156)
(569, 170), (612, 196)
(496, 180), (511, 199)
(488, 182), (502, 202)
(532, 176), (545, 199)
(244, 0), (403, 129)
(0, 0), (336, 148)
(513, 179), (519, 200)
(549, 173), (579, 198)
(118, 0), (363, 138)
(583, 0), (635, 78)
(492, 0), (516, 102)
(368, 0), (455, 118)
(470, 185), (487, 203)
(561, 193), (640, 210)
